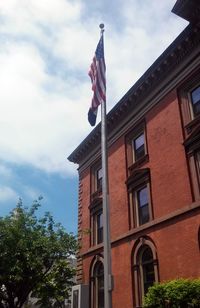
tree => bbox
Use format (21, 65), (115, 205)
(143, 278), (200, 308)
(0, 198), (77, 308)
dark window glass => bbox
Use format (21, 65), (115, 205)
(137, 186), (149, 225)
(97, 211), (103, 244)
(195, 151), (200, 188)
(94, 262), (104, 308)
(73, 290), (79, 308)
(97, 263), (104, 308)
(142, 247), (155, 294)
(133, 133), (145, 161)
(191, 86), (200, 116)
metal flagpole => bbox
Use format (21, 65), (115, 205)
(99, 23), (113, 308)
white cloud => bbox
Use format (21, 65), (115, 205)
(0, 0), (187, 175)
(23, 185), (43, 201)
(0, 164), (13, 179)
(0, 186), (18, 203)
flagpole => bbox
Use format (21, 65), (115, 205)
(99, 24), (113, 308)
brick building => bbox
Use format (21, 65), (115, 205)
(68, 1), (200, 307)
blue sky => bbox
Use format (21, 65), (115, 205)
(0, 0), (187, 234)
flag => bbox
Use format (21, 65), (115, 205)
(88, 34), (106, 126)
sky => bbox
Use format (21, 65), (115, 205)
(0, 0), (187, 234)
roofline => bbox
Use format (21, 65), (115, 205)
(68, 22), (196, 164)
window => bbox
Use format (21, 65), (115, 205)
(72, 290), (79, 308)
(96, 167), (103, 191)
(127, 168), (153, 228)
(190, 86), (200, 117)
(89, 198), (103, 246)
(136, 186), (150, 225)
(90, 259), (104, 308)
(184, 136), (200, 201)
(141, 247), (155, 294)
(94, 209), (103, 245)
(126, 121), (148, 174)
(195, 151), (200, 187)
(179, 71), (200, 131)
(91, 162), (102, 200)
(133, 132), (145, 162)
(132, 238), (159, 307)
(179, 72), (200, 201)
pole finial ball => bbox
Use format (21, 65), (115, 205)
(99, 23), (104, 29)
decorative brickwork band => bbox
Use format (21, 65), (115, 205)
(76, 174), (83, 283)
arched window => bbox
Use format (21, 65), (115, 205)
(90, 257), (104, 308)
(132, 238), (159, 307)
(140, 246), (155, 295)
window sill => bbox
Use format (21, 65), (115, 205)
(91, 187), (102, 201)
(185, 113), (200, 134)
(128, 154), (149, 174)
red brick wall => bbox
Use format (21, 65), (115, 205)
(81, 213), (200, 308)
(78, 88), (200, 307)
(146, 90), (192, 218)
(108, 137), (129, 239)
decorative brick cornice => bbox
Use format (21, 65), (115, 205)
(76, 175), (83, 284)
(172, 0), (200, 23)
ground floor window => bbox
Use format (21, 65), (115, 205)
(132, 237), (159, 307)
(90, 257), (104, 308)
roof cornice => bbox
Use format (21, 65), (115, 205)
(68, 23), (200, 165)
(172, 0), (200, 23)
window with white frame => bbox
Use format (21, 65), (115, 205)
(127, 168), (153, 228)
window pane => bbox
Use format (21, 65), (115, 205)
(97, 212), (103, 244)
(191, 87), (200, 116)
(73, 290), (79, 308)
(97, 168), (103, 190)
(97, 168), (103, 180)
(97, 263), (104, 308)
(191, 86), (200, 104)
(142, 247), (155, 295)
(142, 247), (153, 263)
(138, 187), (148, 207)
(133, 133), (145, 161)
(143, 262), (155, 294)
(135, 133), (144, 150)
(97, 212), (103, 228)
(139, 204), (149, 225)
(137, 187), (149, 225)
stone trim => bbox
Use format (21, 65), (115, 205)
(80, 200), (200, 258)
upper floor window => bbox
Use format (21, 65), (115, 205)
(126, 121), (148, 174)
(133, 132), (145, 162)
(179, 71), (200, 201)
(95, 210), (103, 245)
(89, 198), (103, 246)
(127, 168), (153, 228)
(195, 151), (200, 186)
(136, 186), (150, 225)
(96, 167), (102, 192)
(179, 71), (200, 134)
(91, 162), (102, 200)
(190, 86), (200, 117)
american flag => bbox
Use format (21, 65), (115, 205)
(88, 34), (106, 126)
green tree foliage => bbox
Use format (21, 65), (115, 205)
(144, 278), (200, 308)
(0, 198), (77, 308)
